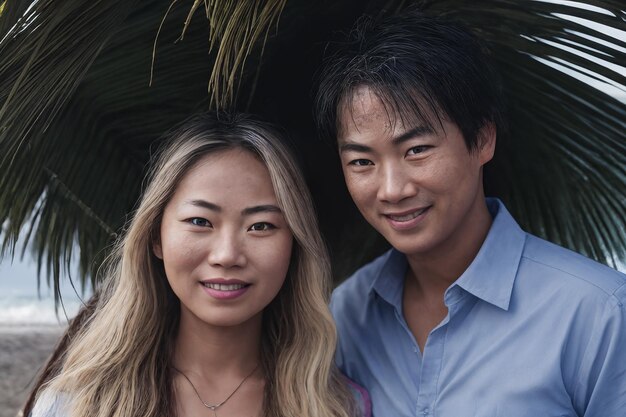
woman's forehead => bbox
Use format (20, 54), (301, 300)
(172, 149), (277, 206)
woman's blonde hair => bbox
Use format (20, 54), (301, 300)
(43, 112), (356, 417)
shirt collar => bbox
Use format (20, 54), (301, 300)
(453, 198), (526, 311)
(370, 249), (408, 308)
(369, 198), (526, 311)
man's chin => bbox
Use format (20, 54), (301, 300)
(384, 233), (435, 258)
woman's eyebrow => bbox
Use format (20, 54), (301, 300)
(186, 199), (221, 212)
(242, 205), (282, 216)
(185, 200), (281, 216)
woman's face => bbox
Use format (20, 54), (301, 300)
(154, 148), (293, 329)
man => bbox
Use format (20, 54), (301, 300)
(315, 10), (626, 417)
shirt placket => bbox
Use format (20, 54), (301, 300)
(415, 321), (447, 417)
(413, 286), (465, 417)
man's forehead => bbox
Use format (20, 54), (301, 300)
(337, 87), (436, 140)
(343, 86), (387, 117)
(338, 88), (398, 135)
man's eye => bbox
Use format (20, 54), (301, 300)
(248, 222), (275, 232)
(407, 146), (430, 155)
(189, 218), (211, 227)
(348, 159), (373, 166)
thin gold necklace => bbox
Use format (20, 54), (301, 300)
(174, 364), (259, 417)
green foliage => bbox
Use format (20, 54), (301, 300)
(0, 0), (624, 299)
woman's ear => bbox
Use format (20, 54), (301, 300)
(153, 238), (163, 259)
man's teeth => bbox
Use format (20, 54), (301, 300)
(389, 207), (428, 222)
(203, 283), (246, 291)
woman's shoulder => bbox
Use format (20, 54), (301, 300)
(345, 377), (372, 417)
(30, 389), (70, 417)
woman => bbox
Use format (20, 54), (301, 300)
(31, 112), (369, 417)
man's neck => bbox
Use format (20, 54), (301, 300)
(401, 198), (493, 352)
(406, 198), (493, 294)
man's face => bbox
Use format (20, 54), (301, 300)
(337, 86), (495, 259)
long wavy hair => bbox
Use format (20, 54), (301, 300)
(41, 112), (355, 417)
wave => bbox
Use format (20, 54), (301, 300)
(0, 295), (85, 326)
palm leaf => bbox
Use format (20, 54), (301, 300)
(1, 0), (624, 299)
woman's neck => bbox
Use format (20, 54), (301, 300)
(170, 309), (266, 417)
(172, 309), (262, 378)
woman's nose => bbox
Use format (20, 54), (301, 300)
(207, 231), (246, 269)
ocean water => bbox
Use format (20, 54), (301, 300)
(0, 251), (90, 331)
(0, 293), (85, 330)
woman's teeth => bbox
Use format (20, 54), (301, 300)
(203, 283), (246, 291)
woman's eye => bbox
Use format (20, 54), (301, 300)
(348, 159), (373, 166)
(189, 218), (211, 227)
(407, 146), (430, 155)
(248, 222), (275, 232)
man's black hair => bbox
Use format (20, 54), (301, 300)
(315, 9), (505, 151)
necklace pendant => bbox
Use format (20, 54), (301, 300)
(173, 364), (259, 417)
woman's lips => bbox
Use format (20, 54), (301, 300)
(200, 279), (251, 300)
(202, 282), (247, 291)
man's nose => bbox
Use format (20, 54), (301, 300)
(377, 163), (416, 203)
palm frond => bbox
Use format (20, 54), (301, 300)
(200, 0), (287, 108)
(1, 0), (624, 299)
(0, 0), (199, 291)
(416, 0), (626, 265)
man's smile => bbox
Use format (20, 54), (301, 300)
(384, 206), (432, 222)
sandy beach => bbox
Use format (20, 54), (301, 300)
(0, 326), (64, 417)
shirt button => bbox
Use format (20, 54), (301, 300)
(421, 408), (429, 415)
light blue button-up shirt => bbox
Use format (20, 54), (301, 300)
(331, 199), (626, 417)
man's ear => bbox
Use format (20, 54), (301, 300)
(477, 122), (496, 165)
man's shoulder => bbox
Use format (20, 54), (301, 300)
(332, 249), (395, 307)
(521, 233), (626, 300)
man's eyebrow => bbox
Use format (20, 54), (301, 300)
(187, 199), (221, 212)
(391, 126), (433, 145)
(339, 126), (433, 153)
(242, 205), (282, 216)
(338, 142), (372, 153)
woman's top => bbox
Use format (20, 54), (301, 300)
(347, 378), (372, 417)
(30, 389), (67, 417)
(31, 382), (372, 417)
